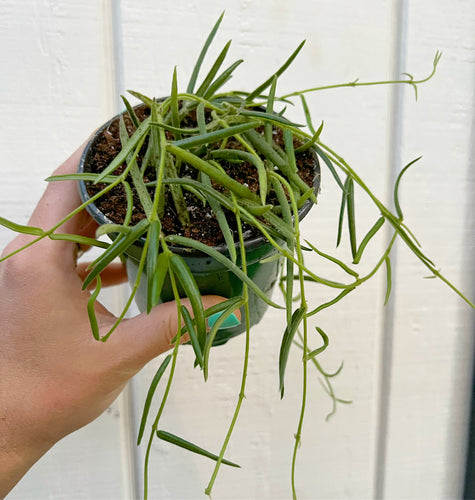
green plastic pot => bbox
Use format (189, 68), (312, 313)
(78, 108), (320, 346)
(124, 233), (282, 345)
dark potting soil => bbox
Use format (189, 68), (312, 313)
(85, 105), (318, 247)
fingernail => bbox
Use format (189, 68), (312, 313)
(208, 312), (241, 330)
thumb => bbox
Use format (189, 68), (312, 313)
(111, 295), (240, 371)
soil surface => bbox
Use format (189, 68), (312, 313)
(84, 104), (318, 247)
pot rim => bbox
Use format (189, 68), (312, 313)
(77, 103), (320, 256)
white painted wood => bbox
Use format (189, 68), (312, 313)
(381, 0), (475, 498)
(0, 0), (473, 499)
(0, 1), (129, 498)
(120, 0), (395, 498)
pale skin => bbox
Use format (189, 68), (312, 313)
(0, 145), (233, 497)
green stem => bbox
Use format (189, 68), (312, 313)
(205, 195), (250, 497)
(281, 52), (441, 100)
(278, 173), (308, 500)
(143, 246), (182, 500)
(0, 177), (122, 263)
(150, 113), (167, 221)
(319, 142), (475, 309)
(99, 229), (151, 342)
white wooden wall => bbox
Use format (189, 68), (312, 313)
(1, 1), (474, 498)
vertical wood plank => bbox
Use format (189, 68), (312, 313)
(382, 0), (475, 498)
(0, 1), (128, 498)
(119, 0), (397, 497)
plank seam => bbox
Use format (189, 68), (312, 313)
(106, 0), (142, 498)
(373, 0), (408, 497)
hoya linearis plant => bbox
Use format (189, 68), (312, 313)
(1, 12), (474, 499)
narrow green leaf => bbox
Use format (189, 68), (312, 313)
(299, 94), (316, 135)
(336, 180), (347, 247)
(170, 254), (207, 349)
(166, 235), (284, 309)
(203, 297), (245, 380)
(196, 102), (207, 134)
(284, 258), (294, 326)
(384, 256), (392, 305)
(203, 59), (244, 99)
(46, 173), (120, 183)
(297, 185), (317, 209)
(84, 230), (126, 273)
(166, 298), (244, 348)
(244, 129), (314, 199)
(171, 67), (181, 141)
(353, 216), (385, 264)
(95, 119), (151, 183)
(312, 144), (344, 191)
(87, 275), (102, 341)
(203, 296), (244, 319)
(322, 361), (344, 378)
(270, 176), (292, 224)
(163, 177), (285, 241)
(95, 224), (132, 238)
(127, 90), (154, 108)
(180, 306), (203, 367)
(150, 102), (165, 219)
(246, 40), (306, 102)
(119, 114), (131, 149)
(346, 178), (357, 259)
(156, 430), (240, 468)
(0, 216), (44, 236)
(181, 184), (207, 204)
(394, 156), (422, 220)
(82, 218), (149, 290)
(261, 211), (296, 240)
(122, 180), (134, 225)
(239, 110), (303, 128)
(149, 121), (200, 135)
(400, 221), (422, 248)
(172, 121), (258, 150)
(196, 40), (232, 97)
(167, 144), (259, 202)
(304, 239), (359, 278)
(201, 173), (237, 263)
(127, 134), (154, 218)
(146, 220), (161, 313)
(162, 177), (248, 219)
(187, 12), (225, 94)
(284, 128), (297, 173)
(137, 355), (172, 445)
(151, 251), (170, 307)
(304, 327), (329, 361)
(295, 121), (324, 153)
(165, 155), (190, 227)
(307, 286), (355, 317)
(242, 129), (285, 166)
(49, 234), (109, 249)
(238, 200), (272, 216)
(210, 148), (268, 205)
(279, 306), (307, 398)
(121, 95), (140, 129)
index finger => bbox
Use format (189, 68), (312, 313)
(28, 143), (88, 233)
(3, 141), (98, 264)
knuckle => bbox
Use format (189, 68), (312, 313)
(0, 244), (42, 286)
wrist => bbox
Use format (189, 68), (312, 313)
(0, 406), (52, 497)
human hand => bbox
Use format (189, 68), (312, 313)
(0, 144), (231, 497)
